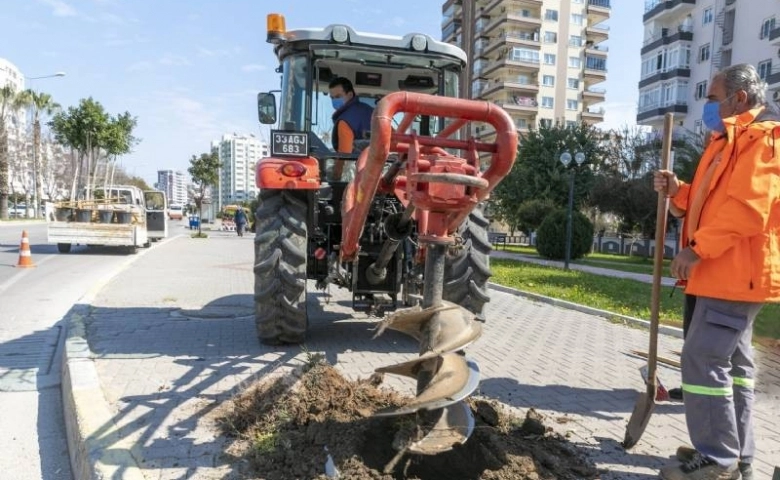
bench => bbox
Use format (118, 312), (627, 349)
(489, 233), (507, 250)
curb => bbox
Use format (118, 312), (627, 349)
(488, 283), (684, 339)
(60, 240), (177, 480)
(62, 308), (146, 480)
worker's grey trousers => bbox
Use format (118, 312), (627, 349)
(681, 296), (763, 468)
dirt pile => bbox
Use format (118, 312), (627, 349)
(218, 359), (599, 480)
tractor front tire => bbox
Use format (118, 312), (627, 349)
(254, 190), (308, 345)
(443, 206), (492, 320)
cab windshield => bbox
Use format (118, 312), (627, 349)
(278, 49), (461, 150)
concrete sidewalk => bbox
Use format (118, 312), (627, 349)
(61, 235), (780, 479)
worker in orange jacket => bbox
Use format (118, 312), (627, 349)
(654, 63), (780, 480)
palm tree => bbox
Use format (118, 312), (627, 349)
(23, 90), (60, 218)
(0, 85), (29, 220)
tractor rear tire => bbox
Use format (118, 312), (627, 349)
(254, 190), (308, 345)
(443, 206), (492, 320)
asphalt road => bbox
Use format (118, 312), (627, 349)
(0, 221), (163, 480)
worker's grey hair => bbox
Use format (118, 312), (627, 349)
(717, 63), (767, 108)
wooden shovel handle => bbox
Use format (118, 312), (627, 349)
(648, 113), (674, 385)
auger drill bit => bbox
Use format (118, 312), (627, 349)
(373, 244), (483, 455)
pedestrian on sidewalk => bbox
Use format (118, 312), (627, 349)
(653, 63), (780, 480)
(234, 208), (248, 237)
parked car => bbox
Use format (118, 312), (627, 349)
(168, 204), (184, 220)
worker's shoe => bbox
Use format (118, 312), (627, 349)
(660, 452), (740, 480)
(668, 387), (684, 401)
(676, 447), (753, 480)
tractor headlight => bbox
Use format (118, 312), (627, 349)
(332, 25), (349, 43)
(411, 34), (428, 51)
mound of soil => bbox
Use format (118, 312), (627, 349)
(218, 360), (599, 480)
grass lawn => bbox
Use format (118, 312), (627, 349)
(502, 244), (670, 276)
(491, 258), (780, 341)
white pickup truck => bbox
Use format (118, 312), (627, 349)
(48, 186), (167, 253)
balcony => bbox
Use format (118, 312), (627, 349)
(584, 56), (608, 86)
(480, 78), (540, 97)
(587, 0), (611, 26)
(481, 54), (541, 77)
(582, 87), (606, 105)
(767, 64), (780, 88)
(483, 30), (541, 56)
(585, 24), (609, 45)
(482, 9), (543, 37)
(770, 26), (780, 45)
(585, 43), (608, 56)
(641, 25), (693, 54)
(636, 101), (688, 123)
(493, 95), (539, 113)
(638, 68), (690, 88)
(484, 0), (543, 15)
(643, 0), (696, 23)
(581, 107), (605, 124)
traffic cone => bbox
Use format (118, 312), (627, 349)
(15, 230), (36, 268)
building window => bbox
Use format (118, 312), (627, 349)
(511, 47), (540, 63)
(698, 44), (710, 63)
(758, 60), (772, 80)
(516, 118), (529, 129)
(545, 9), (558, 21)
(540, 118), (553, 128)
(760, 17), (776, 39)
(567, 99), (578, 110)
(542, 75), (555, 86)
(694, 120), (703, 134)
(569, 35), (583, 47)
(541, 97), (554, 108)
(544, 31), (558, 43)
(569, 56), (582, 68)
(566, 120), (578, 128)
(568, 78), (580, 89)
(544, 53), (556, 65)
(570, 14), (584, 26)
(703, 8), (713, 25)
(695, 80), (708, 100)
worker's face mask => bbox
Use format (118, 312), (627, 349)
(702, 93), (735, 133)
(331, 97), (345, 110)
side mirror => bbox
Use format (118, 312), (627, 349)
(257, 92), (277, 125)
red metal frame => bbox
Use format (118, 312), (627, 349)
(256, 157), (321, 190)
(340, 92), (518, 261)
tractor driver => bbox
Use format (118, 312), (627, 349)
(328, 77), (374, 180)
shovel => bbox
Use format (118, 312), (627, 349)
(622, 112), (674, 449)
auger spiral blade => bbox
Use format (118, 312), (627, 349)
(373, 301), (483, 356)
(406, 401), (475, 455)
(374, 353), (480, 416)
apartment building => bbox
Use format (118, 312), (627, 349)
(637, 0), (780, 134)
(212, 133), (269, 209)
(156, 170), (188, 206)
(441, 0), (611, 139)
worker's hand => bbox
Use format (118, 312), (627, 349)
(670, 247), (700, 281)
(653, 170), (680, 197)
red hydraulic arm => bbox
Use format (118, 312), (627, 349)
(340, 91), (518, 261)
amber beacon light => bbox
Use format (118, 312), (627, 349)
(266, 13), (286, 43)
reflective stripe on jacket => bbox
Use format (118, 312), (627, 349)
(671, 106), (780, 302)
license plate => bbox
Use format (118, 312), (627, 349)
(271, 131), (308, 157)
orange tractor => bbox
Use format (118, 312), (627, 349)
(254, 14), (517, 455)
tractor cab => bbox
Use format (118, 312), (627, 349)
(257, 15), (467, 184)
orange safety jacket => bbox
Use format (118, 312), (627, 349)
(671, 106), (780, 302)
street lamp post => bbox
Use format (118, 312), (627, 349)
(560, 151), (586, 270)
(26, 72), (65, 219)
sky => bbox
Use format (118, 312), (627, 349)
(0, 0), (645, 186)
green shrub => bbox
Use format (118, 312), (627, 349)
(536, 208), (594, 260)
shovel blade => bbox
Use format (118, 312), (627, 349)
(622, 391), (656, 449)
